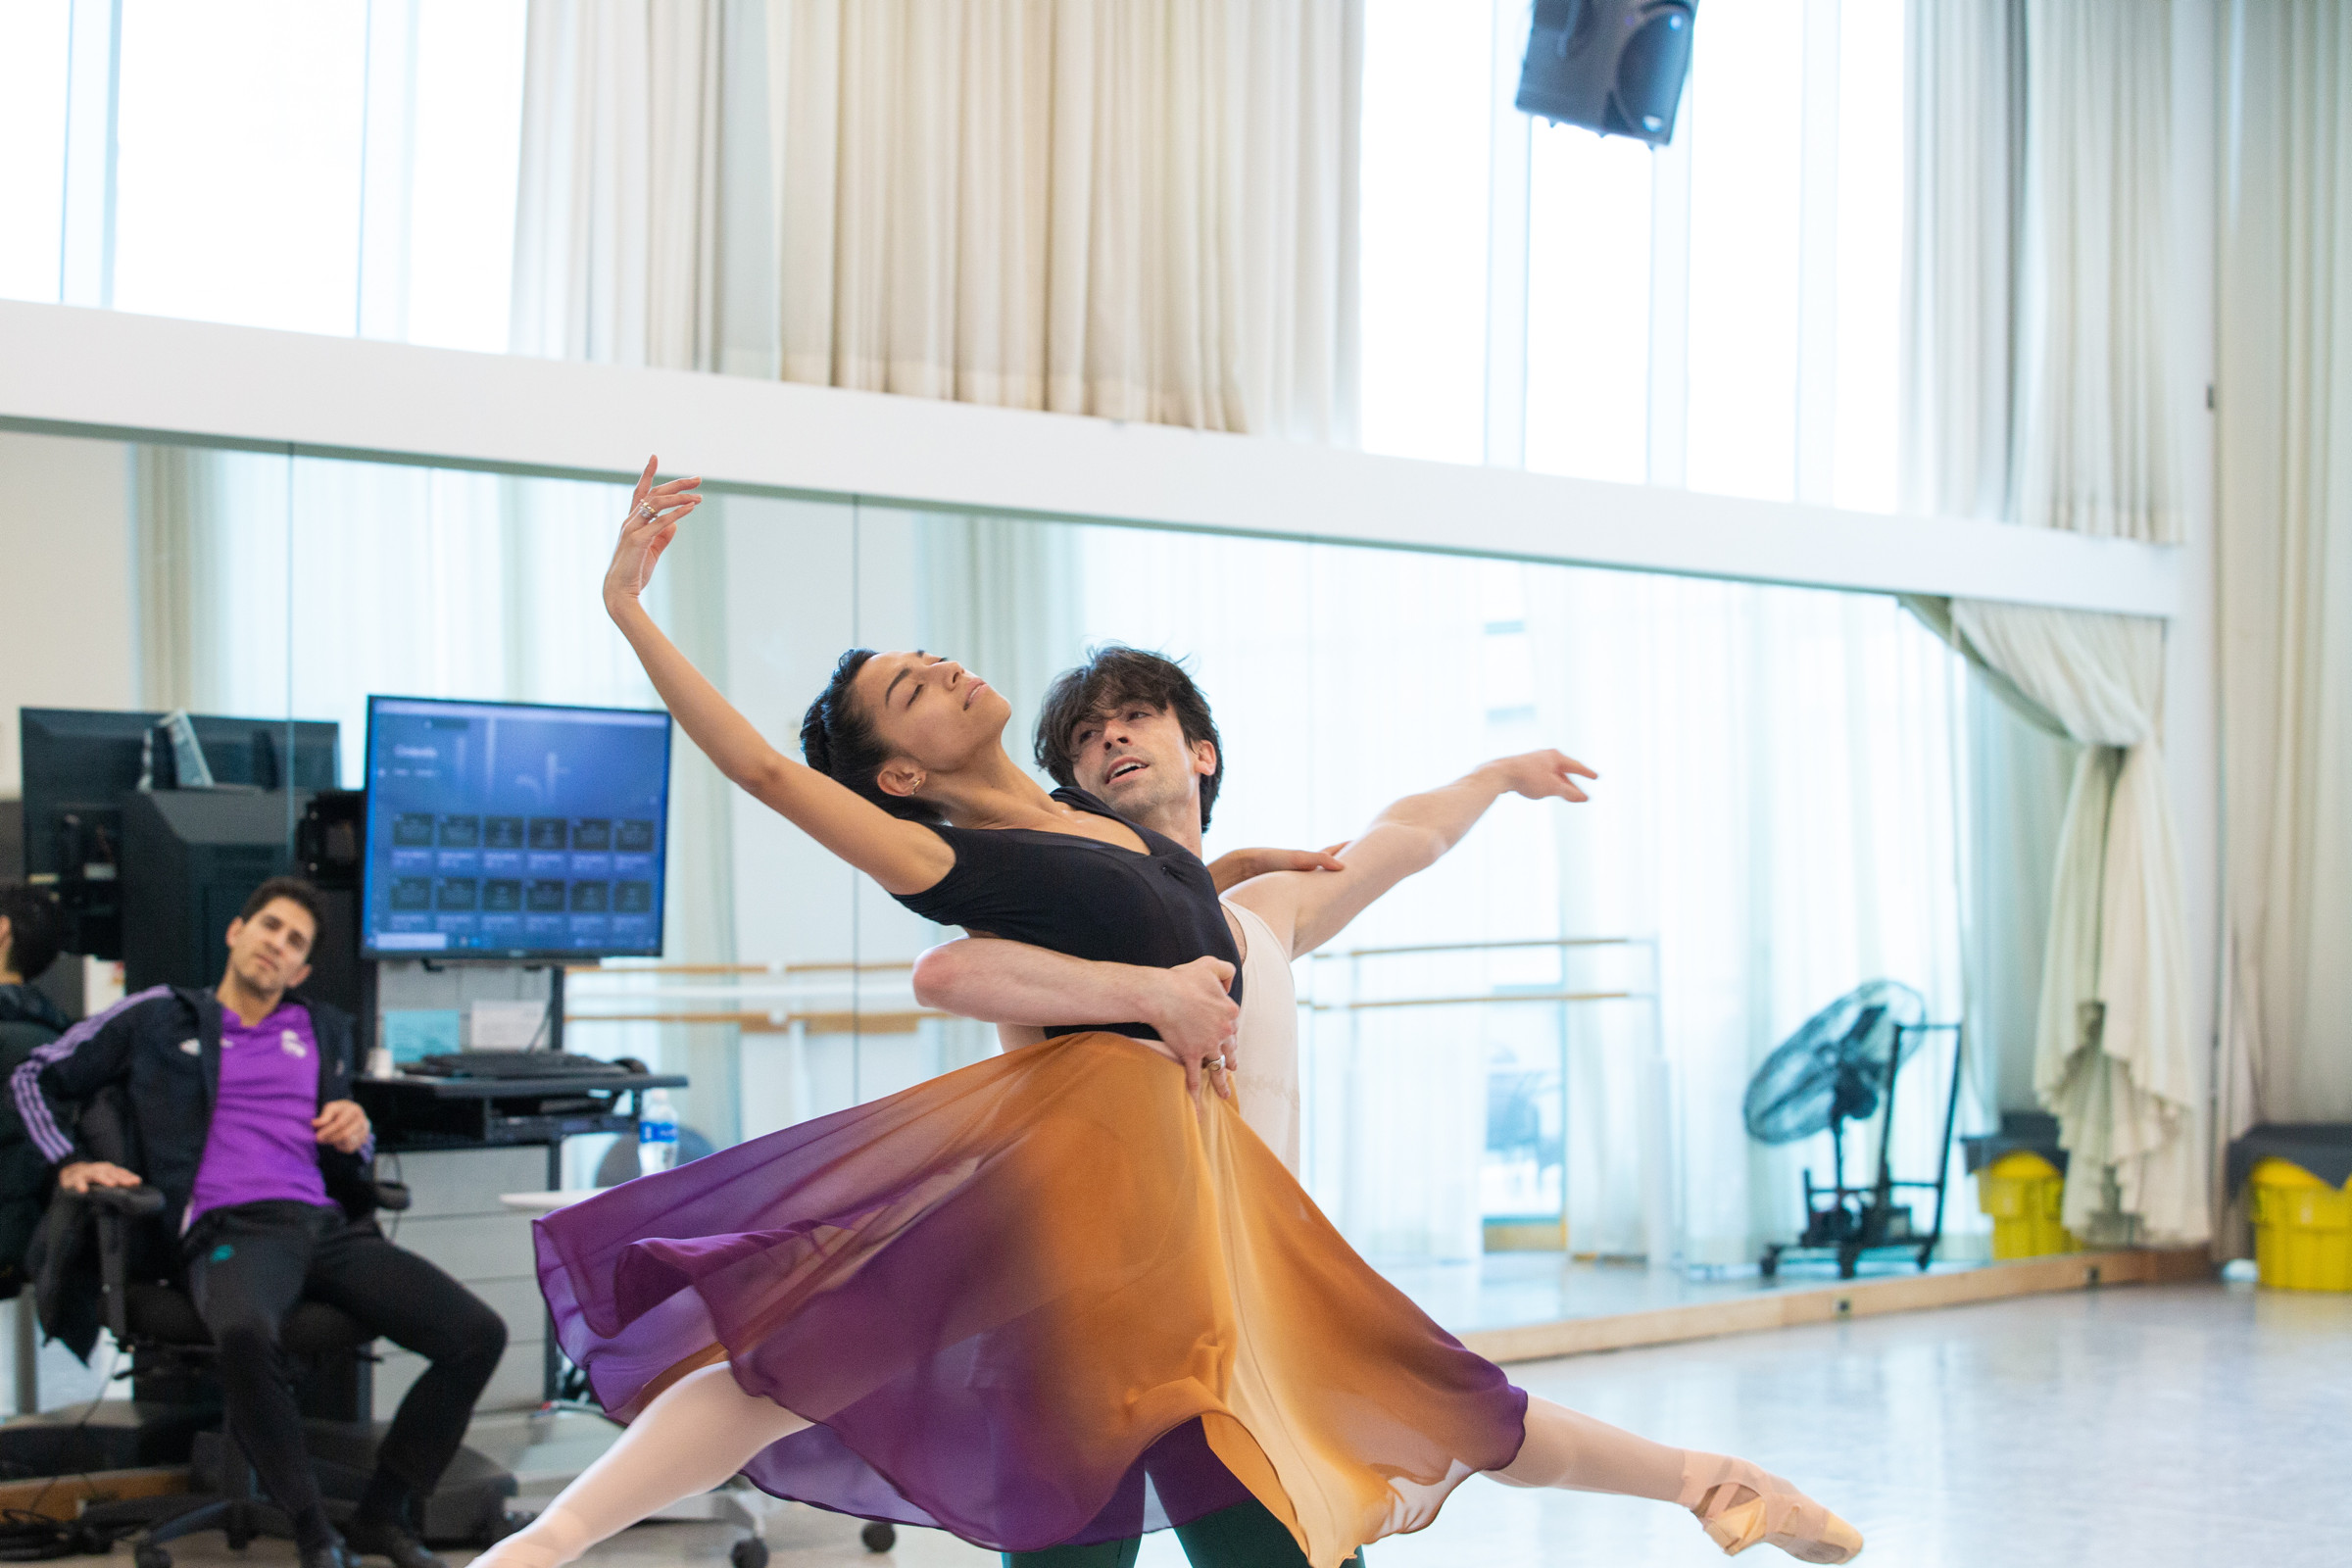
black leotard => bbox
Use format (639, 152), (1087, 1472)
(894, 786), (1241, 1040)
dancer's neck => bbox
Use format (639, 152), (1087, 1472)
(927, 750), (1068, 831)
(1127, 797), (1204, 858)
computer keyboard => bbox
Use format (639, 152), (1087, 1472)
(408, 1051), (630, 1080)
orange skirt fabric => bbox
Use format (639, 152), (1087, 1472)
(535, 1031), (1527, 1567)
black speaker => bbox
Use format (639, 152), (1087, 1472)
(1515, 0), (1697, 147)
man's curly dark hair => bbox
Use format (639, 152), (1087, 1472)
(1033, 645), (1223, 830)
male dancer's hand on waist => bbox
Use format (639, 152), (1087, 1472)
(1135, 956), (1241, 1098)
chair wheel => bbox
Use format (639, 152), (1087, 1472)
(729, 1538), (768, 1568)
(860, 1521), (896, 1552)
(134, 1546), (172, 1568)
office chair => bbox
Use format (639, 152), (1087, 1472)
(47, 1090), (419, 1568)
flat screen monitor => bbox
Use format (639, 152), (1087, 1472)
(17, 709), (340, 958)
(361, 696), (673, 959)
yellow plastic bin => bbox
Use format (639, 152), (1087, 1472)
(2248, 1157), (2352, 1292)
(1977, 1152), (2076, 1260)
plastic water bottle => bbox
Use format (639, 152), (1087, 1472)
(637, 1088), (679, 1177)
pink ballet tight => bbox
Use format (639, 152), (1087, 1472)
(1494, 1395), (1689, 1498)
(1496, 1398), (1821, 1540)
(478, 1377), (1804, 1568)
(1495, 1400), (1825, 1551)
(474, 1365), (808, 1568)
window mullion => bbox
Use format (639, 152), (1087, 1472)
(58, 0), (120, 309)
(1645, 96), (1691, 488)
(1793, 0), (1843, 505)
(358, 0), (421, 341)
(1483, 0), (1532, 469)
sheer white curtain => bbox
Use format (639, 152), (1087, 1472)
(2217, 0), (2352, 1138)
(514, 0), (1361, 441)
(1069, 530), (1972, 1268)
(1900, 0), (2206, 1243)
(1533, 576), (1971, 1269)
(511, 0), (723, 367)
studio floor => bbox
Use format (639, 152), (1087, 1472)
(145, 1281), (2343, 1568)
(1375, 1250), (1984, 1335)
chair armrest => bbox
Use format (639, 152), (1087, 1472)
(82, 1185), (166, 1219)
(65, 1186), (166, 1346)
(369, 1181), (412, 1213)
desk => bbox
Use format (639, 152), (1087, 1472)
(356, 1072), (687, 1406)
(355, 1071), (688, 1188)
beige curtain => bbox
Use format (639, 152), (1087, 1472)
(513, 0), (743, 1143)
(511, 0), (724, 368)
(2009, 0), (2181, 542)
(517, 0), (1361, 441)
(2218, 1), (2352, 1136)
(1901, 0), (2205, 1242)
(132, 447), (226, 712)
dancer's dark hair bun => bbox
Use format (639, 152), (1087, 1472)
(800, 649), (942, 822)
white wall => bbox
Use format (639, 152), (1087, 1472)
(0, 430), (136, 795)
(0, 300), (2181, 616)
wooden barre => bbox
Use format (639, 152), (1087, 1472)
(564, 1009), (947, 1035)
(566, 961), (915, 976)
(1311, 937), (1645, 959)
(1308, 990), (1636, 1011)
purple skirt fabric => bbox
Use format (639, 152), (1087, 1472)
(534, 1033), (1526, 1562)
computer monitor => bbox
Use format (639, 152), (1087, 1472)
(360, 696), (673, 959)
(17, 709), (340, 958)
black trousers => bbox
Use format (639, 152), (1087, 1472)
(182, 1200), (507, 1526)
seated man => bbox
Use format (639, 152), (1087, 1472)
(9, 877), (505, 1568)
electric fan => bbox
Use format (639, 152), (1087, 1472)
(1744, 981), (1966, 1280)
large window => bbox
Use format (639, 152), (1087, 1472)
(1, 0), (524, 350)
(6, 0), (1908, 507)
(1360, 0), (1908, 510)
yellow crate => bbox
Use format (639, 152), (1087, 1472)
(2248, 1157), (2352, 1293)
(1977, 1151), (2076, 1260)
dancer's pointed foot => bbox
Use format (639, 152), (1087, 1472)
(1678, 1453), (1863, 1563)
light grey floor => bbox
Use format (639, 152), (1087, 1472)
(133, 1282), (2351, 1568)
(1375, 1250), (1986, 1334)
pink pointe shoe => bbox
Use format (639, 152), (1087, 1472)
(1677, 1453), (1864, 1563)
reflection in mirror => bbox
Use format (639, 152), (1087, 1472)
(1, 430), (1985, 1289)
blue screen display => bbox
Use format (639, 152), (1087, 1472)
(362, 697), (673, 957)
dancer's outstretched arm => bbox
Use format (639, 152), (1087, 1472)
(1226, 749), (1596, 956)
(602, 457), (952, 896)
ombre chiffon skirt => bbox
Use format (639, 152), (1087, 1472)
(533, 1032), (1526, 1568)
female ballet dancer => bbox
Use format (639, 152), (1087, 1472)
(474, 462), (1863, 1568)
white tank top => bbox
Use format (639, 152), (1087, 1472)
(1225, 900), (1300, 1175)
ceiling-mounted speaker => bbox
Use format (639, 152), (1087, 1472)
(1515, 0), (1698, 147)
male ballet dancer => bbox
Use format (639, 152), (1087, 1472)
(916, 646), (1865, 1568)
(912, 645), (1595, 1568)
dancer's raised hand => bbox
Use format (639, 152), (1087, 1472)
(605, 456), (704, 613)
(1484, 748), (1598, 804)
